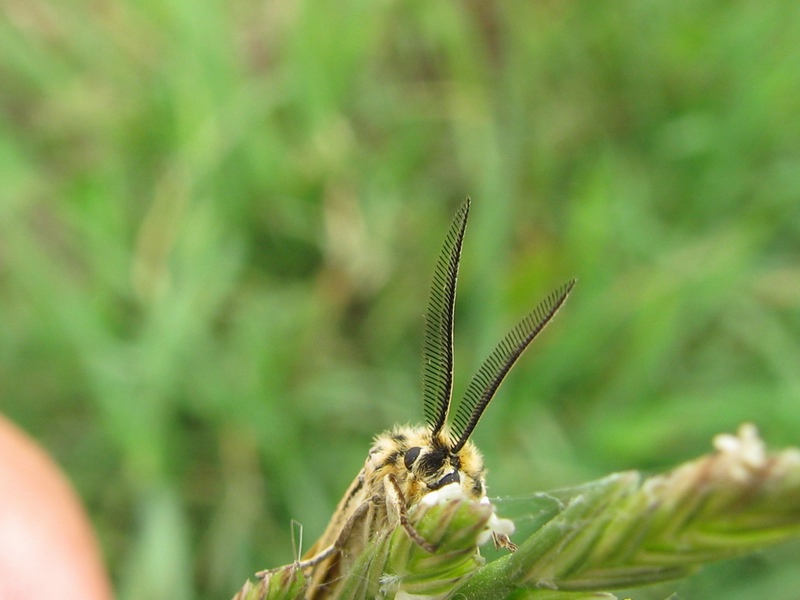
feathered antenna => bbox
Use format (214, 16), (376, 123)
(450, 279), (576, 453)
(422, 199), (471, 437)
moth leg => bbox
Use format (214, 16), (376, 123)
(256, 500), (373, 577)
(256, 545), (335, 577)
(384, 473), (437, 553)
(492, 532), (517, 552)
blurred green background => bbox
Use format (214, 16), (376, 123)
(2, 1), (799, 598)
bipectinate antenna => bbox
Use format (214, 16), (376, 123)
(421, 198), (471, 437)
(450, 279), (576, 453)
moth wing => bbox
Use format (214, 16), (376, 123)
(304, 468), (380, 598)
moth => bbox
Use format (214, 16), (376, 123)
(258, 198), (575, 598)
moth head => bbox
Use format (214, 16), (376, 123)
(368, 426), (486, 503)
(410, 436), (487, 501)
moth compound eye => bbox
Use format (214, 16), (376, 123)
(404, 446), (421, 470)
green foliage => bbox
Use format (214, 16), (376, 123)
(1, 1), (799, 599)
